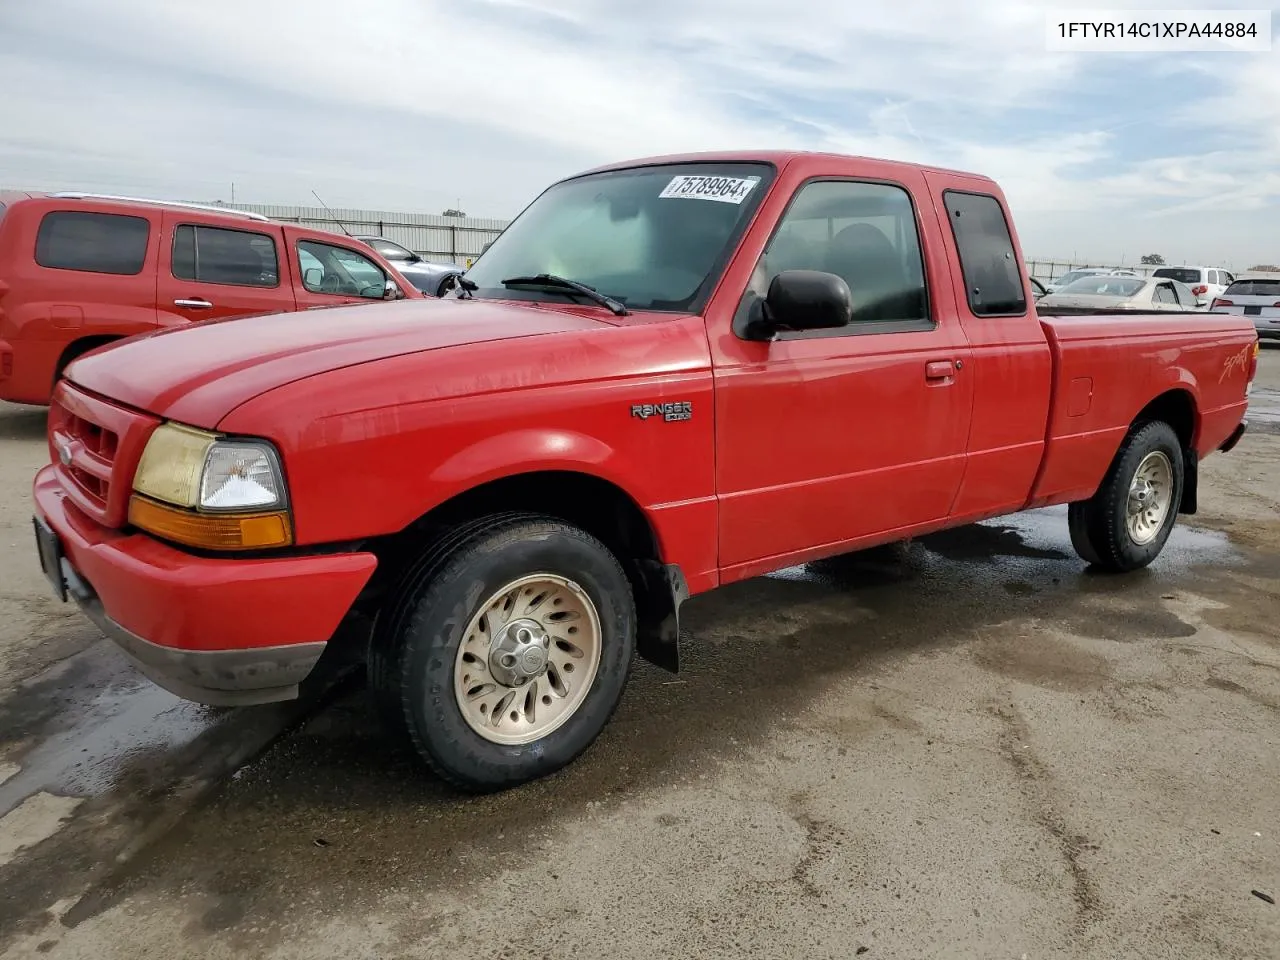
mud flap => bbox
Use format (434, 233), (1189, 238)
(1180, 448), (1198, 515)
(633, 559), (688, 674)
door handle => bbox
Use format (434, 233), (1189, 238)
(174, 298), (213, 309)
(925, 360), (958, 380)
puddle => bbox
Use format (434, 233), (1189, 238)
(765, 506), (1239, 595)
(0, 644), (225, 819)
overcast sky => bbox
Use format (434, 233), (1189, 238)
(1, 0), (1277, 267)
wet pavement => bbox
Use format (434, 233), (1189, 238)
(0, 353), (1277, 958)
(1248, 384), (1280, 433)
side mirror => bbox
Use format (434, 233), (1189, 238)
(762, 270), (853, 334)
(382, 279), (401, 300)
(304, 267), (323, 287)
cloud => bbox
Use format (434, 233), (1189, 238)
(0, 0), (1277, 266)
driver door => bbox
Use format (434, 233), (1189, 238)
(284, 229), (391, 309)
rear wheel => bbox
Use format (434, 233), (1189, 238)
(371, 515), (635, 791)
(1068, 420), (1184, 572)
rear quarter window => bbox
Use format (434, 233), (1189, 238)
(942, 190), (1027, 316)
(35, 211), (150, 275)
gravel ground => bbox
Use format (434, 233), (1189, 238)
(1, 351), (1278, 960)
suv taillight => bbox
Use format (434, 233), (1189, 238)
(1191, 285), (1208, 296)
(1211, 298), (1233, 310)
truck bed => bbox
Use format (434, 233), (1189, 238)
(1027, 310), (1255, 508)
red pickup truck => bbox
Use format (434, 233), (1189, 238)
(0, 192), (422, 406)
(31, 152), (1257, 791)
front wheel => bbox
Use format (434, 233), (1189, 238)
(1068, 420), (1184, 573)
(373, 515), (636, 792)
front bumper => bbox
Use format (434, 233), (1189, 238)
(33, 466), (378, 706)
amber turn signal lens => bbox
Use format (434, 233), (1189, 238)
(128, 495), (293, 550)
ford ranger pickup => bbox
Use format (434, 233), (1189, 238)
(30, 151), (1257, 791)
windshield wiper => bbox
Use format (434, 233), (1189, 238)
(442, 274), (476, 299)
(500, 274), (629, 316)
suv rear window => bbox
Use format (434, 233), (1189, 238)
(1152, 267), (1201, 284)
(1224, 279), (1280, 297)
(35, 211), (150, 275)
(942, 190), (1027, 316)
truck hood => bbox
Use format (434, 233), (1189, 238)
(65, 298), (614, 427)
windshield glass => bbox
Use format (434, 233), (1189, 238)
(1055, 270), (1101, 285)
(463, 162), (774, 312)
(1059, 277), (1146, 297)
(1152, 267), (1201, 284)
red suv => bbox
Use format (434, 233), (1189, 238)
(0, 192), (423, 406)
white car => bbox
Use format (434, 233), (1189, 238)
(1044, 267), (1110, 294)
(1209, 274), (1280, 343)
(1149, 265), (1235, 309)
(1043, 267), (1140, 293)
(1038, 275), (1199, 312)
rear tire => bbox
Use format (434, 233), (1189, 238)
(1068, 420), (1184, 573)
(372, 514), (635, 792)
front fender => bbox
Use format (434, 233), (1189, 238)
(429, 428), (625, 489)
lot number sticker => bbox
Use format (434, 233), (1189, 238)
(659, 175), (760, 204)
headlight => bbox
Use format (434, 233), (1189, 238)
(200, 442), (286, 511)
(130, 423), (291, 550)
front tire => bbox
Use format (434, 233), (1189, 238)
(1068, 420), (1184, 573)
(375, 515), (636, 792)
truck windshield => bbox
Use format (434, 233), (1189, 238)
(462, 162), (774, 313)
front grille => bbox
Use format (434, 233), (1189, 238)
(49, 383), (159, 527)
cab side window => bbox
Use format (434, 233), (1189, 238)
(172, 224), (279, 287)
(747, 180), (929, 332)
(943, 191), (1027, 316)
(297, 240), (388, 298)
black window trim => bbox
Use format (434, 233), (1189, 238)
(733, 174), (937, 342)
(35, 209), (151, 277)
(170, 222), (281, 289)
(941, 188), (1029, 320)
(296, 238), (388, 297)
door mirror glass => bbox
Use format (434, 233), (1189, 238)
(303, 267), (323, 287)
